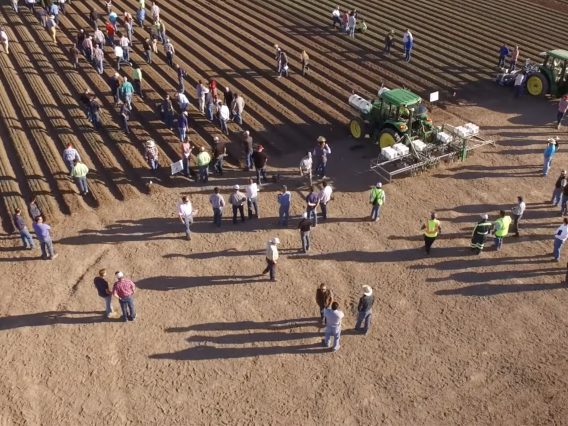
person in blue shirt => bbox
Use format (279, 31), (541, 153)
(498, 44), (510, 69)
(137, 8), (146, 28)
(109, 11), (118, 31)
(544, 139), (557, 177)
(277, 185), (291, 227)
(50, 3), (59, 25)
(32, 216), (58, 260)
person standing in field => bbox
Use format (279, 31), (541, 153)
(300, 50), (309, 76)
(151, 1), (159, 22)
(177, 111), (189, 143)
(229, 185), (246, 224)
(142, 37), (152, 64)
(209, 187), (225, 227)
(89, 8), (99, 30)
(49, 2), (59, 25)
(470, 214), (492, 255)
(341, 10), (349, 33)
(224, 87), (234, 119)
(348, 11), (356, 37)
(313, 137), (331, 178)
(93, 43), (104, 74)
(181, 136), (192, 177)
(62, 143), (80, 175)
(318, 180), (332, 221)
(93, 27), (105, 48)
(212, 137), (226, 176)
(331, 6), (341, 29)
(119, 32), (130, 62)
(177, 90), (189, 112)
(278, 50), (289, 78)
(422, 212), (441, 255)
(0, 28), (9, 55)
(242, 130), (254, 171)
(498, 43), (509, 69)
(94, 269), (115, 317)
(161, 94), (174, 129)
(82, 35), (94, 62)
(557, 95), (568, 129)
(278, 185), (291, 227)
(298, 212), (312, 253)
(164, 39), (175, 67)
(119, 101), (130, 134)
(316, 283), (333, 323)
(492, 210), (512, 252)
(511, 196), (525, 236)
(13, 208), (35, 250)
(252, 145), (268, 184)
(263, 238), (280, 282)
(403, 29), (413, 62)
(137, 6), (146, 29)
(552, 170), (567, 206)
(178, 195), (196, 240)
(509, 46), (519, 72)
(204, 88), (214, 121)
(112, 272), (136, 321)
(106, 21), (115, 47)
(109, 72), (121, 106)
(231, 93), (245, 125)
(299, 151), (313, 187)
(46, 14), (57, 43)
(553, 218), (568, 262)
(144, 139), (159, 171)
(71, 159), (89, 195)
(195, 146), (211, 183)
(33, 216), (58, 260)
(70, 44), (80, 68)
(543, 139), (556, 177)
(28, 196), (42, 221)
(175, 63), (187, 92)
(305, 185), (319, 227)
(323, 302), (344, 352)
(246, 177), (259, 219)
(218, 101), (230, 136)
(196, 80), (206, 113)
(355, 285), (374, 335)
(369, 182), (385, 222)
(121, 76), (135, 110)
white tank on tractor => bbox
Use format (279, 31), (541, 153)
(348, 94), (372, 114)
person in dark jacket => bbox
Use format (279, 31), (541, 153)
(384, 30), (394, 55)
(315, 283), (333, 324)
(161, 94), (174, 129)
(298, 211), (312, 253)
(109, 73), (121, 106)
(355, 285), (374, 335)
(224, 87), (234, 119)
(28, 196), (42, 220)
(498, 43), (510, 69)
(552, 170), (567, 206)
(278, 50), (289, 78)
(13, 208), (35, 249)
(470, 213), (492, 255)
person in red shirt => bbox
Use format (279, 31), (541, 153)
(112, 272), (136, 321)
(106, 22), (115, 47)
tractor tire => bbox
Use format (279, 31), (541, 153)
(378, 128), (399, 149)
(526, 73), (549, 97)
(349, 117), (365, 139)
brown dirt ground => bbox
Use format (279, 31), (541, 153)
(1, 0), (568, 425)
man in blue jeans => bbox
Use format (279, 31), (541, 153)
(178, 195), (196, 240)
(112, 272), (136, 321)
(543, 139), (556, 177)
(12, 208), (35, 250)
(278, 185), (291, 227)
(94, 269), (115, 317)
(553, 218), (568, 262)
(305, 186), (319, 227)
(32, 216), (58, 260)
(355, 285), (374, 335)
(498, 43), (509, 69)
(323, 302), (344, 352)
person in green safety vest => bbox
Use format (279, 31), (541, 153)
(422, 212), (441, 255)
(470, 214), (492, 255)
(369, 182), (385, 222)
(492, 210), (512, 252)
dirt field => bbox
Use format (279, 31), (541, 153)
(1, 0), (568, 424)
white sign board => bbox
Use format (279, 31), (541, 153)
(171, 160), (184, 175)
(429, 91), (439, 102)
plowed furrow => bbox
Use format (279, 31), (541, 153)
(15, 7), (140, 202)
(0, 118), (25, 233)
(0, 11), (87, 215)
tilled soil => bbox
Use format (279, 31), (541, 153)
(1, 0), (568, 425)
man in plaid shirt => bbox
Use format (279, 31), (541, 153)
(112, 272), (136, 321)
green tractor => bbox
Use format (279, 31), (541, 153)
(526, 49), (568, 97)
(348, 88), (435, 148)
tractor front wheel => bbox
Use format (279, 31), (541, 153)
(379, 128), (399, 149)
(526, 73), (549, 97)
(349, 117), (365, 139)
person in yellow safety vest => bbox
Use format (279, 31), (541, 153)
(470, 213), (492, 255)
(421, 212), (441, 255)
(369, 182), (385, 222)
(493, 210), (512, 252)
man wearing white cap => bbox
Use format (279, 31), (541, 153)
(299, 151), (313, 187)
(212, 137), (226, 176)
(112, 271), (136, 321)
(263, 238), (279, 281)
(229, 185), (246, 224)
(470, 214), (492, 255)
(178, 195), (196, 240)
(298, 211), (312, 253)
(369, 182), (385, 222)
(355, 285), (374, 335)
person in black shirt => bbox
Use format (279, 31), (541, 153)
(161, 94), (173, 129)
(13, 208), (35, 249)
(552, 170), (567, 206)
(79, 89), (93, 121)
(242, 130), (253, 171)
(70, 44), (80, 69)
(224, 87), (234, 119)
(94, 269), (114, 317)
(76, 29), (86, 52)
(252, 145), (268, 184)
(212, 137), (226, 176)
(142, 37), (152, 64)
(109, 72), (121, 106)
(298, 211), (311, 252)
(355, 285), (374, 335)
(89, 96), (101, 131)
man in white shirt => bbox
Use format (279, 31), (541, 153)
(150, 2), (159, 21)
(554, 218), (568, 262)
(0, 27), (8, 55)
(511, 196), (525, 237)
(164, 39), (175, 67)
(262, 238), (279, 281)
(218, 101), (230, 136)
(177, 90), (189, 112)
(94, 28), (105, 48)
(318, 180), (333, 221)
(246, 177), (259, 219)
(177, 195), (196, 240)
(299, 151), (312, 187)
(120, 33), (130, 61)
(323, 302), (344, 352)
(331, 7), (341, 29)
(514, 72), (525, 98)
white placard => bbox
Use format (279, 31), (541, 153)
(429, 91), (439, 102)
(171, 160), (184, 175)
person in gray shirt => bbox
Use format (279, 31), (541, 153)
(28, 196), (42, 220)
(323, 302), (344, 352)
(209, 187), (225, 228)
(229, 185), (246, 224)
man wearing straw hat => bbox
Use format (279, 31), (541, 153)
(470, 214), (492, 255)
(355, 285), (374, 335)
(262, 237), (279, 281)
(144, 140), (158, 171)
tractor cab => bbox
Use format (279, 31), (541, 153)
(526, 49), (568, 97)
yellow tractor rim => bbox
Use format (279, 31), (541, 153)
(350, 120), (362, 138)
(379, 132), (397, 148)
(527, 76), (543, 96)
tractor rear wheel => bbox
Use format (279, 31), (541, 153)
(379, 128), (399, 149)
(349, 117), (365, 139)
(526, 73), (549, 97)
